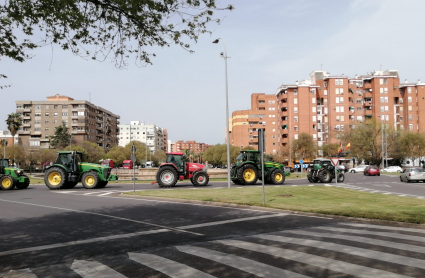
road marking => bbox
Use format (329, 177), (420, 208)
(256, 234), (425, 269)
(291, 230), (425, 254)
(83, 192), (99, 195)
(52, 191), (79, 194)
(97, 192), (114, 196)
(71, 260), (127, 278)
(0, 199), (203, 236)
(218, 240), (410, 278)
(2, 268), (38, 277)
(340, 223), (425, 234)
(177, 245), (309, 278)
(129, 252), (215, 278)
(292, 185), (297, 187)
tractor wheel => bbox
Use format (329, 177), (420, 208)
(193, 172), (209, 187)
(82, 172), (99, 189)
(237, 164), (258, 185)
(270, 168), (285, 185)
(156, 166), (178, 188)
(318, 169), (332, 183)
(230, 167), (241, 185)
(44, 167), (67, 189)
(337, 173), (345, 183)
(307, 172), (319, 183)
(15, 175), (30, 189)
(97, 181), (108, 188)
(0, 175), (16, 190)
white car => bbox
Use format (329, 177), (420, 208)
(348, 165), (368, 173)
(382, 166), (403, 173)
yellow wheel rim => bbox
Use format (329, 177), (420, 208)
(48, 172), (62, 186)
(243, 169), (255, 182)
(274, 173), (283, 182)
(2, 178), (12, 189)
(85, 176), (95, 186)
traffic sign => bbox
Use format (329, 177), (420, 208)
(294, 165), (300, 168)
(331, 158), (339, 166)
(299, 159), (303, 164)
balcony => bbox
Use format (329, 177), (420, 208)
(23, 123), (31, 127)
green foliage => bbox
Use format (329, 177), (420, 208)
(392, 131), (425, 164)
(1, 0), (234, 68)
(202, 144), (240, 165)
(292, 132), (316, 161)
(320, 143), (339, 158)
(152, 150), (166, 166)
(50, 122), (71, 149)
(106, 141), (149, 166)
(71, 141), (106, 163)
(5, 112), (22, 141)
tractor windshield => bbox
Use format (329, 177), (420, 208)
(236, 153), (246, 163)
(55, 153), (73, 169)
(0, 159), (9, 167)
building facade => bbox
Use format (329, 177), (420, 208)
(15, 94), (120, 149)
(118, 121), (166, 154)
(170, 140), (212, 154)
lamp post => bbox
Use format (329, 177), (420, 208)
(213, 38), (231, 188)
(69, 132), (73, 151)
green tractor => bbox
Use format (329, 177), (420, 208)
(230, 150), (288, 185)
(307, 158), (345, 183)
(0, 158), (30, 190)
(44, 151), (118, 189)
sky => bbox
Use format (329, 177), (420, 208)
(1, 0), (425, 145)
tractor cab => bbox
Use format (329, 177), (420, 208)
(0, 158), (9, 174)
(235, 150), (261, 167)
(54, 151), (82, 172)
(166, 152), (186, 173)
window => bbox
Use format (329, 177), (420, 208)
(324, 81), (327, 88)
(408, 96), (412, 103)
(294, 98), (298, 104)
(384, 88), (388, 94)
(409, 124), (413, 130)
(45, 120), (49, 124)
(339, 79), (343, 85)
(34, 127), (41, 131)
(324, 89), (328, 96)
(294, 107), (298, 113)
(312, 107), (316, 112)
(54, 120), (58, 124)
(408, 87), (412, 93)
(54, 112), (58, 117)
(294, 134), (298, 140)
(34, 112), (41, 117)
(45, 127), (49, 131)
(335, 79), (339, 85)
(409, 114), (412, 120)
(272, 135), (276, 139)
(312, 115), (316, 122)
(35, 105), (41, 109)
(340, 97), (344, 103)
(29, 141), (40, 146)
(336, 97), (340, 104)
(294, 116), (298, 122)
(313, 134), (317, 140)
(34, 120), (40, 124)
(340, 88), (344, 94)
(78, 111), (85, 116)
(312, 98), (316, 103)
(294, 125), (298, 131)
(293, 89), (298, 95)
(336, 88), (340, 95)
(408, 106), (413, 111)
(54, 105), (58, 109)
(63, 105), (68, 109)
(45, 112), (49, 116)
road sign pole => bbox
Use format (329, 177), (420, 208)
(131, 143), (137, 193)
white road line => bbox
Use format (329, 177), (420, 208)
(2, 268), (38, 278)
(71, 260), (127, 278)
(288, 230), (425, 254)
(218, 240), (410, 278)
(129, 252), (215, 278)
(177, 214), (287, 229)
(176, 245), (309, 278)
(314, 227), (425, 242)
(52, 191), (79, 194)
(339, 223), (425, 234)
(256, 234), (425, 269)
(83, 192), (98, 195)
(0, 199), (203, 236)
(97, 192), (114, 196)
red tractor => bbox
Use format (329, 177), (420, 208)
(153, 152), (209, 187)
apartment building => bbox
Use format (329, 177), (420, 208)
(229, 93), (279, 153)
(118, 121), (165, 153)
(0, 131), (18, 147)
(15, 94), (120, 149)
(170, 140), (212, 154)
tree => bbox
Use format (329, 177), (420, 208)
(392, 131), (425, 166)
(1, 0), (234, 69)
(5, 113), (22, 146)
(152, 150), (166, 166)
(50, 122), (71, 149)
(76, 141), (106, 163)
(292, 133), (316, 161)
(320, 143), (339, 158)
(106, 141), (149, 166)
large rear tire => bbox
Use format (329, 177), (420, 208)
(15, 175), (30, 189)
(44, 167), (67, 189)
(318, 169), (332, 183)
(237, 164), (258, 185)
(270, 168), (285, 185)
(156, 166), (178, 188)
(193, 171), (209, 187)
(82, 172), (99, 189)
(0, 175), (16, 190)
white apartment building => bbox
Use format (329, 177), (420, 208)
(118, 121), (165, 153)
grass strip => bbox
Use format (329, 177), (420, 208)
(125, 186), (425, 224)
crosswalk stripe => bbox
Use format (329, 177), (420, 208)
(176, 245), (308, 278)
(285, 230), (425, 254)
(339, 223), (425, 234)
(177, 214), (287, 229)
(128, 252), (215, 278)
(98, 192), (114, 196)
(256, 234), (425, 269)
(218, 239), (410, 278)
(314, 226), (425, 242)
(70, 260), (127, 278)
(2, 268), (38, 278)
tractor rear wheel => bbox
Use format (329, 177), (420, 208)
(82, 172), (99, 189)
(307, 172), (319, 183)
(156, 166), (178, 188)
(237, 164), (258, 185)
(270, 169), (285, 185)
(15, 175), (30, 189)
(0, 175), (16, 190)
(318, 169), (332, 183)
(337, 173), (345, 183)
(193, 171), (209, 187)
(45, 167), (67, 189)
(97, 181), (108, 188)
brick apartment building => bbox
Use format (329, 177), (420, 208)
(118, 121), (166, 153)
(15, 94), (120, 149)
(230, 69), (425, 155)
(170, 140), (212, 154)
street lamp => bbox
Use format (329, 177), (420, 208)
(213, 38), (231, 188)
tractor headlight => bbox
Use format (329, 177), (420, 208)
(14, 170), (23, 176)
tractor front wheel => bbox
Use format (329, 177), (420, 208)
(230, 166), (241, 185)
(270, 169), (285, 185)
(156, 166), (178, 188)
(318, 169), (332, 183)
(237, 164), (258, 185)
(193, 172), (209, 187)
(337, 173), (345, 183)
(0, 175), (16, 190)
(15, 175), (30, 189)
(44, 167), (67, 189)
(82, 172), (99, 189)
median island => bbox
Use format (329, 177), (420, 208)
(124, 186), (425, 224)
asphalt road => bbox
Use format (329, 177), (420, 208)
(1, 173), (425, 277)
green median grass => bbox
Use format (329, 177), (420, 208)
(125, 186), (425, 224)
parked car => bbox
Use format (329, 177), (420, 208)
(348, 165), (368, 173)
(284, 166), (295, 173)
(364, 165), (380, 176)
(382, 166), (403, 173)
(400, 168), (425, 182)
